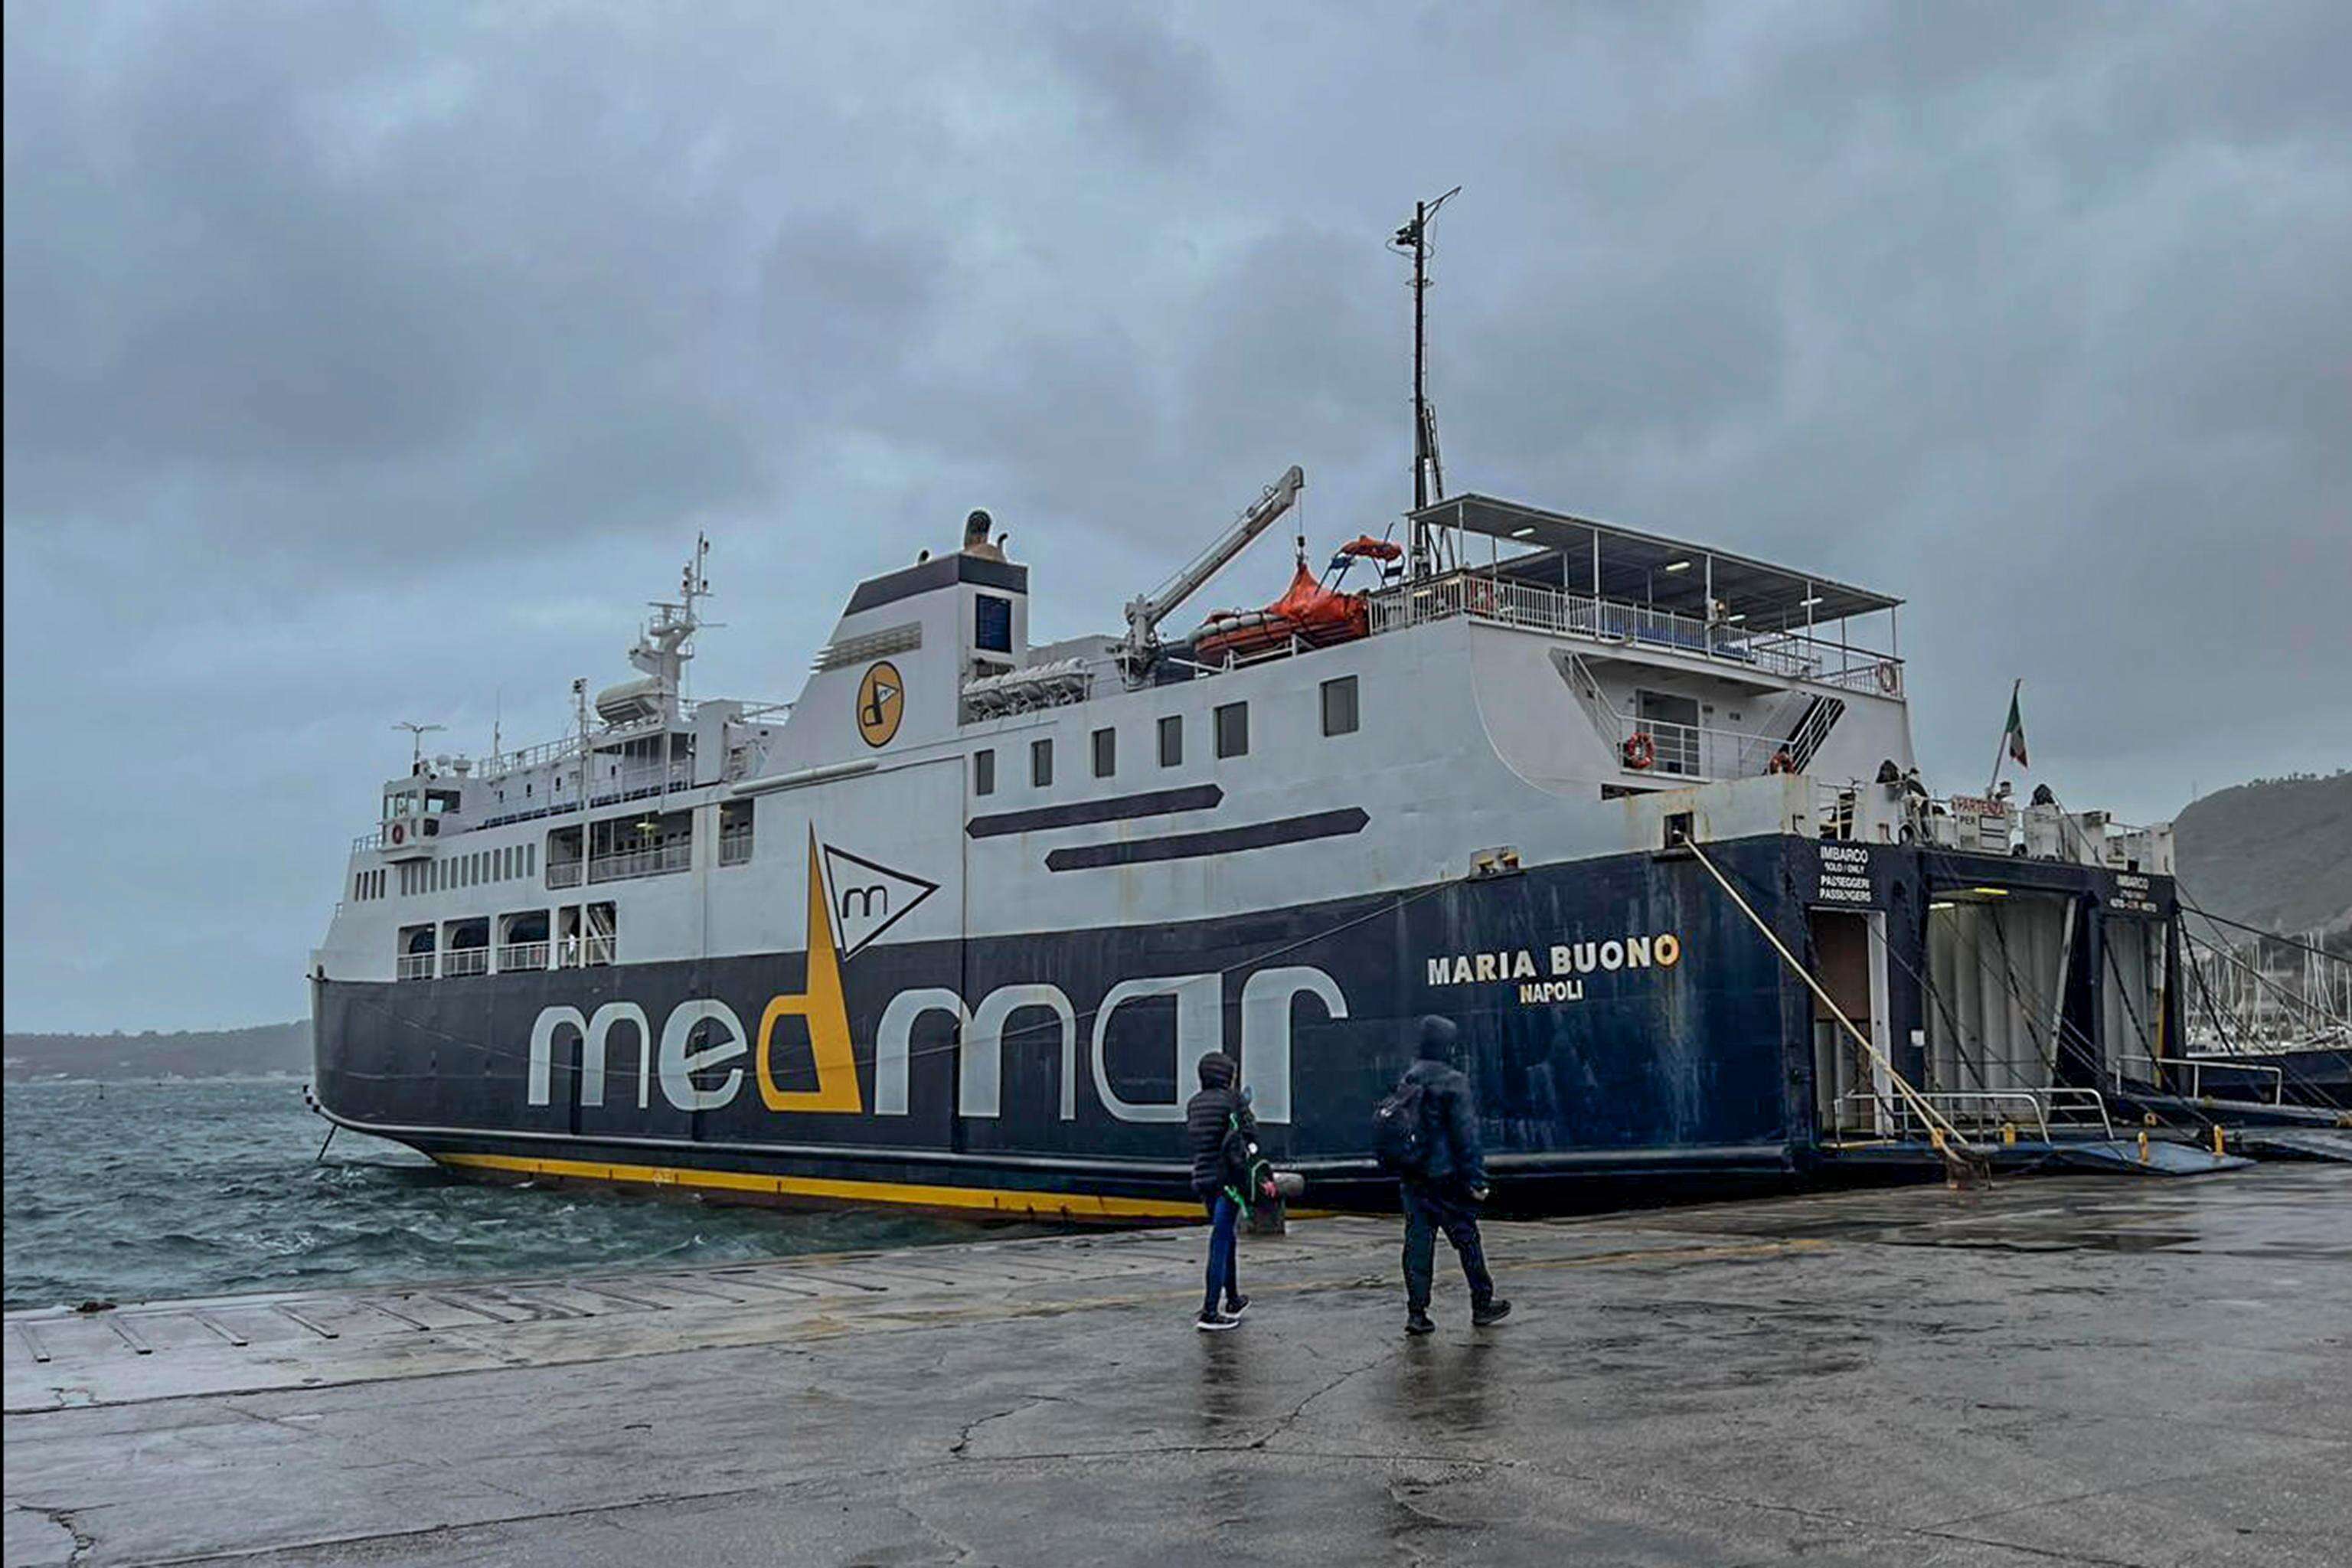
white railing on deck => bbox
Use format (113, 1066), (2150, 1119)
(547, 861), (584, 888)
(443, 948), (489, 978)
(396, 953), (436, 982)
(1622, 716), (1792, 780)
(1367, 571), (1902, 694)
(586, 841), (691, 884)
(719, 830), (754, 866)
(498, 941), (550, 972)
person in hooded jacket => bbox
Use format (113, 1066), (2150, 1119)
(1397, 1016), (1511, 1334)
(1184, 1052), (1253, 1331)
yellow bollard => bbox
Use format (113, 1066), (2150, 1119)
(2212, 1125), (2226, 1157)
(2002, 1122), (2017, 1146)
(2137, 1131), (2150, 1164)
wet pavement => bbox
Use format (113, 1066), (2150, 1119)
(6, 1165), (2348, 1566)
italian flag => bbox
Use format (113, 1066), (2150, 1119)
(2003, 682), (2028, 769)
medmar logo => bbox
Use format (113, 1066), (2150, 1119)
(525, 834), (1341, 1124)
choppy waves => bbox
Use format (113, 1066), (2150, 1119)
(4, 1079), (1045, 1310)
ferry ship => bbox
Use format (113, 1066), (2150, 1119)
(311, 201), (2214, 1212)
(310, 470), (2200, 1214)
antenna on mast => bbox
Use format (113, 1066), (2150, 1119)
(1392, 185), (1460, 577)
(394, 720), (446, 776)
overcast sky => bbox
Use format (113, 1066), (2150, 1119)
(6, 2), (2347, 1032)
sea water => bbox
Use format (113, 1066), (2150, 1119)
(3, 1077), (1048, 1311)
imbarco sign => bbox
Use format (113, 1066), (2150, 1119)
(524, 834), (1341, 1125)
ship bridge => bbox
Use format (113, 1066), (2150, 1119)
(1377, 494), (1905, 699)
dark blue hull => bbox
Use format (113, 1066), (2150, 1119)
(312, 834), (2177, 1214)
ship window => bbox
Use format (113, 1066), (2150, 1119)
(974, 748), (995, 796)
(1214, 701), (1248, 760)
(1093, 727), (1116, 779)
(526, 843), (536, 877)
(1031, 737), (1054, 789)
(1158, 714), (1182, 767)
(975, 593), (1013, 654)
(1321, 676), (1359, 737)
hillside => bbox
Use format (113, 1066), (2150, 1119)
(2172, 771), (2352, 938)
(3, 1021), (312, 1083)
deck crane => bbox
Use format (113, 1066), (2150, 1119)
(1121, 465), (1305, 674)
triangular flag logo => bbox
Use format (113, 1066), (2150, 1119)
(819, 843), (939, 959)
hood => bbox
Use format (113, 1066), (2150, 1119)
(1197, 1052), (1238, 1089)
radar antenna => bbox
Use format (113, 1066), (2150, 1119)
(393, 720), (446, 775)
(1390, 185), (1460, 575)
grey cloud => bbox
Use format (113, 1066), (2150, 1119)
(5, 0), (2348, 1030)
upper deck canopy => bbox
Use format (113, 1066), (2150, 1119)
(1410, 495), (1901, 629)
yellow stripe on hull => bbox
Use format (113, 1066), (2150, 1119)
(434, 1152), (1203, 1220)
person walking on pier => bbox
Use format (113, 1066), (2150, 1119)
(1381, 1016), (1511, 1335)
(1185, 1052), (1255, 1332)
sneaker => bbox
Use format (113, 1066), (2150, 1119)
(1472, 1298), (1513, 1327)
(1195, 1310), (1240, 1332)
(1223, 1294), (1250, 1317)
(1405, 1310), (1436, 1336)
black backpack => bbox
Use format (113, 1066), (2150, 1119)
(1371, 1076), (1431, 1175)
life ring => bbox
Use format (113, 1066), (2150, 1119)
(390, 822), (405, 845)
(1622, 733), (1656, 770)
(1875, 660), (1900, 694)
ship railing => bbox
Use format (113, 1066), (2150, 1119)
(395, 953), (436, 982)
(585, 841), (691, 884)
(718, 829), (754, 867)
(580, 934), (616, 966)
(498, 941), (550, 972)
(442, 948), (489, 978)
(1615, 715), (1796, 781)
(547, 861), (584, 889)
(1838, 1087), (2115, 1145)
(351, 829), (384, 854)
(2117, 1053), (2285, 1106)
(1367, 570), (1903, 694)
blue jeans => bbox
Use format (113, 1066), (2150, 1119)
(1201, 1192), (1240, 1314)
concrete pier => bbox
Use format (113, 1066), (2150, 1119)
(7, 1167), (2349, 1566)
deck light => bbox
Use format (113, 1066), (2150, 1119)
(1929, 900), (1956, 910)
(1969, 887), (2010, 897)
(1799, 595), (1824, 607)
(1664, 559), (1691, 573)
(1726, 612), (1746, 623)
(1511, 527), (1535, 538)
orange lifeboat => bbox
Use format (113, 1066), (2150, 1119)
(1192, 560), (1370, 665)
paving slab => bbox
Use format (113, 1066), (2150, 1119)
(5, 1168), (2347, 1566)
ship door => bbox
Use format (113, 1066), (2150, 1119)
(1924, 891), (2076, 1099)
(1808, 910), (1888, 1137)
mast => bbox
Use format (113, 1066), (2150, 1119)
(1393, 186), (1459, 576)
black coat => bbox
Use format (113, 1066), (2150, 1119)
(1401, 1058), (1485, 1191)
(1185, 1074), (1256, 1196)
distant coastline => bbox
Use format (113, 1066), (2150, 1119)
(4, 1021), (311, 1084)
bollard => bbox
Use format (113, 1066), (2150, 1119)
(2002, 1122), (2017, 1147)
(1247, 1171), (1306, 1236)
(2211, 1125), (2226, 1157)
(2137, 1131), (2150, 1164)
